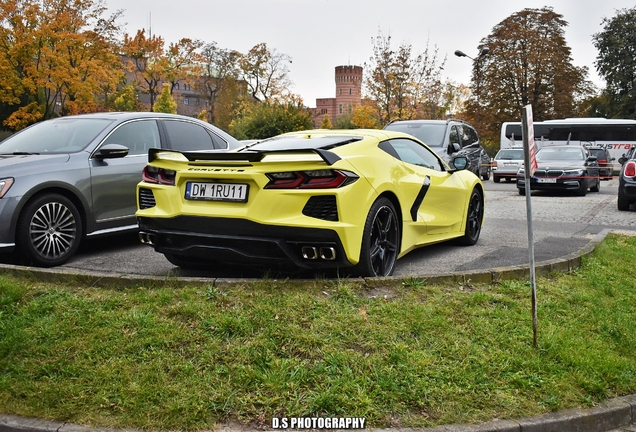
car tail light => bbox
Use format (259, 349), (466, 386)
(625, 161), (636, 177)
(265, 170), (358, 189)
(598, 159), (607, 164)
(492, 161), (498, 168)
(142, 166), (176, 185)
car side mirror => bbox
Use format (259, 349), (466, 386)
(450, 155), (469, 171)
(586, 155), (597, 163)
(94, 144), (129, 160)
(449, 143), (461, 154)
(619, 156), (627, 165)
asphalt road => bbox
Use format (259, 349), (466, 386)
(3, 178), (636, 279)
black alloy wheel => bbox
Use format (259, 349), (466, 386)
(16, 193), (83, 267)
(457, 188), (484, 246)
(353, 197), (400, 277)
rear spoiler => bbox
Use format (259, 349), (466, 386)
(148, 147), (342, 166)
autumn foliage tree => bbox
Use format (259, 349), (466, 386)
(121, 29), (167, 111)
(473, 7), (593, 143)
(0, 0), (124, 129)
(153, 83), (177, 113)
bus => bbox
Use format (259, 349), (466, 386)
(500, 118), (636, 173)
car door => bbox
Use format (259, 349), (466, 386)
(384, 138), (466, 238)
(89, 119), (161, 232)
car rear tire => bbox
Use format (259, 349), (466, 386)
(493, 176), (501, 183)
(16, 193), (83, 267)
(618, 190), (630, 211)
(481, 169), (490, 181)
(457, 188), (484, 246)
(518, 188), (526, 196)
(352, 197), (400, 277)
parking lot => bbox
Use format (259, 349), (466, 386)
(17, 178), (627, 280)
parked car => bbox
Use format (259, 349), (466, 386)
(585, 145), (614, 180)
(0, 112), (241, 267)
(516, 145), (601, 196)
(618, 155), (636, 210)
(383, 119), (491, 180)
(136, 129), (485, 277)
(492, 148), (524, 183)
(618, 146), (636, 165)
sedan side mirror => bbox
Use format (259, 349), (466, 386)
(94, 144), (129, 160)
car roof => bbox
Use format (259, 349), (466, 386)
(52, 112), (201, 122)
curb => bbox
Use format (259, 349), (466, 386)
(1, 394), (635, 432)
(1, 228), (636, 432)
(0, 228), (627, 290)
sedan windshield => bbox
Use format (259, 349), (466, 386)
(0, 118), (112, 154)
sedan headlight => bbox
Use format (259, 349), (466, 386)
(562, 169), (585, 177)
(0, 178), (14, 198)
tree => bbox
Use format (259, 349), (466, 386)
(153, 83), (177, 113)
(0, 0), (124, 129)
(320, 114), (333, 129)
(239, 42), (293, 102)
(351, 104), (380, 129)
(593, 7), (636, 118)
(475, 7), (593, 142)
(197, 42), (242, 127)
(114, 84), (141, 112)
(121, 29), (167, 111)
(363, 30), (446, 126)
(164, 38), (204, 94)
(230, 101), (313, 140)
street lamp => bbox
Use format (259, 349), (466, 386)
(455, 47), (489, 130)
(454, 47), (490, 60)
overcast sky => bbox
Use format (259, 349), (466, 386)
(104, 0), (634, 106)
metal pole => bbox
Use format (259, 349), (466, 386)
(521, 106), (538, 348)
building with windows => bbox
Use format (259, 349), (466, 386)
(312, 65), (363, 127)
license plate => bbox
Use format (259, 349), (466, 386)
(537, 178), (557, 183)
(185, 182), (249, 202)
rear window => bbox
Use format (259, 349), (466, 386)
(496, 149), (524, 160)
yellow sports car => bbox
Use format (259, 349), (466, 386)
(136, 129), (484, 277)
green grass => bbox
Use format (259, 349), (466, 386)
(1, 233), (636, 431)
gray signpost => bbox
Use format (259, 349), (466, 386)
(521, 105), (538, 348)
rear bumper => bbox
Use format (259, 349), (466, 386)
(137, 216), (353, 269)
